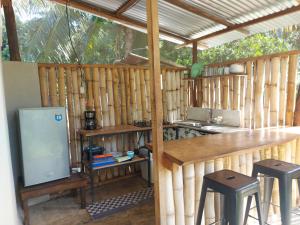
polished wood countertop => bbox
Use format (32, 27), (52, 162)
(163, 127), (300, 165)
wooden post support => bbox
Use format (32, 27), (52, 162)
(192, 41), (198, 64)
(146, 1), (166, 225)
(2, 0), (21, 61)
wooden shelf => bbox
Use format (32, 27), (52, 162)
(90, 156), (147, 170)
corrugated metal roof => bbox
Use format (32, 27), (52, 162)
(75, 0), (300, 48)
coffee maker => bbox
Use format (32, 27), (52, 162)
(85, 111), (97, 130)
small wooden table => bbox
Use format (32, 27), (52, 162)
(20, 174), (88, 225)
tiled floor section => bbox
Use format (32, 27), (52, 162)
(29, 176), (155, 225)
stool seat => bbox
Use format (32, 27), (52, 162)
(196, 170), (263, 225)
(245, 159), (300, 225)
(205, 170), (259, 193)
(254, 159), (300, 177)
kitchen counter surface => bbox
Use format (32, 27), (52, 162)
(163, 127), (300, 165)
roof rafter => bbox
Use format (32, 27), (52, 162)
(52, 0), (190, 42)
(115, 0), (140, 15)
(164, 0), (249, 35)
(182, 4), (300, 46)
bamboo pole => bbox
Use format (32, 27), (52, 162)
(172, 164), (185, 225)
(171, 70), (177, 120)
(229, 76), (234, 109)
(246, 152), (253, 176)
(270, 57), (280, 127)
(77, 68), (86, 128)
(176, 71), (181, 120)
(183, 164), (195, 225)
(39, 66), (49, 107)
(244, 61), (253, 128)
(205, 160), (215, 225)
(286, 54), (298, 126)
(130, 68), (137, 122)
(183, 75), (188, 119)
(100, 67), (109, 127)
(166, 70), (173, 122)
(48, 67), (58, 107)
(254, 59), (265, 128)
(279, 56), (288, 126)
(85, 66), (93, 110)
(251, 62), (257, 129)
(140, 69), (147, 121)
(58, 66), (66, 107)
(66, 67), (77, 164)
(145, 69), (151, 121)
(92, 67), (102, 128)
(162, 69), (168, 122)
(120, 68), (127, 125)
(210, 78), (215, 109)
(271, 146), (280, 215)
(194, 162), (205, 225)
(240, 76), (246, 127)
(215, 77), (221, 109)
(165, 169), (176, 225)
(179, 72), (185, 119)
(233, 76), (240, 110)
(125, 68), (133, 124)
(72, 68), (81, 162)
(202, 78), (208, 108)
(107, 68), (115, 127)
(113, 68), (121, 126)
(263, 59), (271, 127)
(135, 69), (143, 120)
(222, 77), (229, 110)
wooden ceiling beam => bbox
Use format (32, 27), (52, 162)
(115, 0), (140, 15)
(52, 0), (190, 42)
(183, 4), (300, 46)
(164, 0), (249, 35)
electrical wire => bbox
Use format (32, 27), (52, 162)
(65, 1), (85, 87)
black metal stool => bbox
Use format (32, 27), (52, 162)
(244, 159), (300, 225)
(196, 169), (264, 225)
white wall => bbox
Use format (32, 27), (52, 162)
(0, 14), (22, 225)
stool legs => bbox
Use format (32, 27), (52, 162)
(278, 176), (292, 225)
(263, 176), (274, 222)
(196, 182), (208, 225)
(228, 194), (243, 225)
(243, 189), (264, 225)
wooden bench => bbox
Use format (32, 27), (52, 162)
(20, 173), (88, 225)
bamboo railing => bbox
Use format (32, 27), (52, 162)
(37, 64), (189, 171)
(162, 138), (300, 225)
(193, 53), (299, 128)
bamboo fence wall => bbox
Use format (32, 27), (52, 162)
(193, 53), (299, 129)
(37, 64), (189, 169)
(163, 138), (300, 225)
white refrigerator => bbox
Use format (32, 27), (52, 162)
(18, 107), (70, 186)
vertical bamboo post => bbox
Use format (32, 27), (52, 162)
(180, 73), (185, 119)
(125, 68), (133, 124)
(135, 69), (143, 120)
(140, 69), (147, 120)
(244, 61), (253, 128)
(120, 68), (127, 125)
(166, 70), (173, 122)
(92, 67), (102, 128)
(165, 169), (175, 225)
(205, 160), (215, 225)
(233, 76), (240, 110)
(107, 68), (115, 127)
(145, 69), (151, 121)
(222, 77), (229, 110)
(240, 76), (246, 127)
(113, 68), (121, 126)
(270, 57), (280, 127)
(172, 164), (185, 225)
(279, 56), (288, 126)
(48, 66), (58, 107)
(251, 62), (257, 129)
(183, 164), (195, 225)
(176, 71), (181, 120)
(229, 76), (234, 109)
(263, 59), (271, 127)
(66, 67), (76, 164)
(271, 146), (280, 215)
(215, 77), (221, 109)
(130, 68), (137, 122)
(39, 66), (49, 107)
(100, 67), (109, 127)
(183, 75), (188, 119)
(85, 66), (94, 110)
(286, 54), (298, 126)
(162, 69), (168, 122)
(210, 78), (214, 109)
(72, 68), (81, 163)
(194, 162), (205, 225)
(202, 78), (208, 108)
(58, 66), (66, 107)
(254, 59), (265, 128)
(246, 152), (253, 176)
(77, 68), (86, 128)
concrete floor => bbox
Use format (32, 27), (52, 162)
(29, 176), (155, 225)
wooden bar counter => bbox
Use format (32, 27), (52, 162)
(163, 127), (300, 165)
(159, 127), (300, 225)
